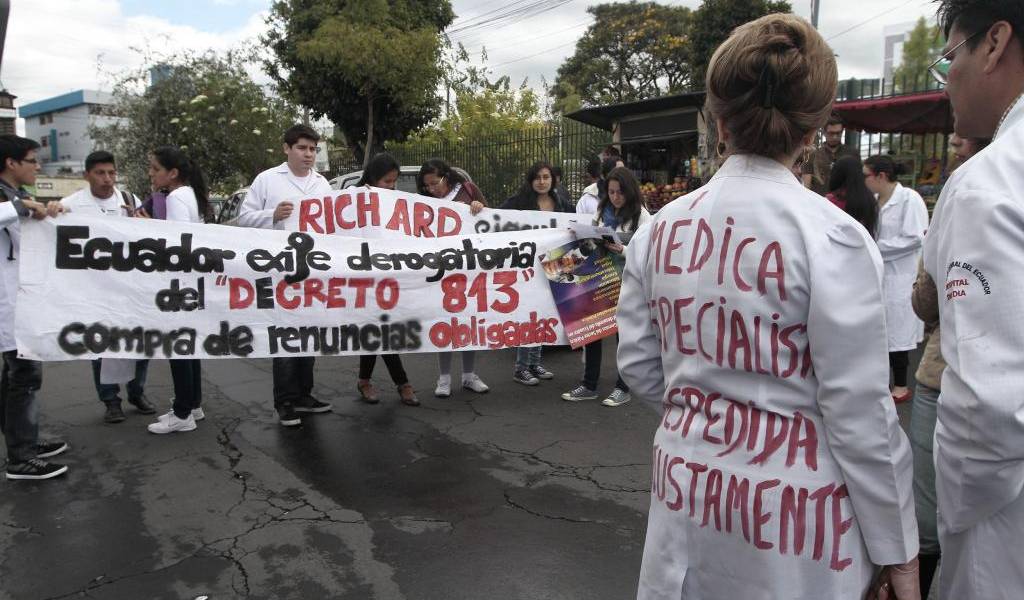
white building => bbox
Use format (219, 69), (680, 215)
(18, 90), (119, 175)
(882, 19), (938, 84)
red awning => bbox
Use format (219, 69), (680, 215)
(834, 90), (952, 135)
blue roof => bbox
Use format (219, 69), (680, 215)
(18, 90), (87, 118)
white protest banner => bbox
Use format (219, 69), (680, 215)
(280, 186), (584, 239)
(16, 215), (577, 361)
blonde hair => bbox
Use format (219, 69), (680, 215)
(706, 13), (837, 159)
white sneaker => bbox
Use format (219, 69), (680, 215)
(601, 389), (631, 407)
(462, 373), (490, 393)
(158, 408), (205, 422)
(148, 413), (197, 434)
(434, 375), (452, 398)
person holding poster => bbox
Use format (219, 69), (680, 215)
(353, 154), (419, 407)
(922, 1), (1024, 598)
(501, 161), (571, 386)
(562, 167), (649, 406)
(145, 146), (212, 435)
(863, 155), (928, 404)
(238, 125), (334, 427)
(60, 150), (156, 424)
(0, 135), (68, 480)
(417, 159), (490, 398)
(616, 14), (919, 599)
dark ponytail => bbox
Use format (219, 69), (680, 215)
(863, 154), (905, 183)
(829, 155), (879, 237)
(152, 145), (210, 222)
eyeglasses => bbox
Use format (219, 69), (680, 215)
(929, 30), (983, 85)
(17, 158), (38, 165)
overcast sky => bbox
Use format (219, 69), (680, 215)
(6, 0), (939, 111)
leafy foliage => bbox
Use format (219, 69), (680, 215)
(263, 0), (453, 165)
(687, 0), (792, 87)
(550, 1), (692, 113)
(892, 17), (944, 92)
(92, 50), (298, 195)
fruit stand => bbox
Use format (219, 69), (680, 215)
(566, 92), (707, 212)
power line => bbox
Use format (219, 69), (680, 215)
(447, 0), (576, 40)
(825, 0), (927, 42)
(461, 18), (592, 55)
(489, 39), (579, 69)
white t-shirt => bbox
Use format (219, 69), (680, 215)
(60, 188), (134, 217)
(166, 186), (203, 223)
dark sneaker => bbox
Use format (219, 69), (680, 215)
(294, 395), (332, 413)
(36, 441), (68, 459)
(6, 458), (68, 480)
(104, 403), (126, 424)
(561, 386), (598, 402)
(127, 394), (156, 415)
(278, 405), (302, 427)
(529, 365), (554, 380)
(513, 368), (539, 386)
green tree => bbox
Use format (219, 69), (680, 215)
(92, 50), (299, 195)
(688, 0), (792, 88)
(550, 1), (692, 114)
(264, 0), (453, 167)
(892, 17), (943, 92)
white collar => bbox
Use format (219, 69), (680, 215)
(274, 162), (317, 178)
(712, 153), (800, 186)
(994, 91), (1024, 140)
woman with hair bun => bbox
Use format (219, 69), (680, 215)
(616, 13), (920, 599)
(864, 155), (929, 405)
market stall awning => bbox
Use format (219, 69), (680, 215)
(834, 90), (952, 134)
(565, 92), (706, 132)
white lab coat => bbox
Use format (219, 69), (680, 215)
(876, 183), (929, 352)
(0, 200), (21, 352)
(576, 182), (600, 215)
(923, 95), (1024, 600)
(237, 162), (332, 229)
(617, 155), (917, 599)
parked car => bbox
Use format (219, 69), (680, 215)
(330, 166), (473, 193)
(217, 188), (247, 225)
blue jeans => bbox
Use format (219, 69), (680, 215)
(91, 359), (149, 405)
(1, 350), (41, 463)
(514, 346), (542, 370)
(911, 382), (940, 555)
(170, 359), (202, 419)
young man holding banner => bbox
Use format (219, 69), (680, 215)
(60, 151), (156, 424)
(238, 124), (333, 427)
(0, 135), (68, 480)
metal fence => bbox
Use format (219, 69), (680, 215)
(387, 118), (612, 206)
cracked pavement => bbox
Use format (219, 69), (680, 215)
(0, 345), (661, 599)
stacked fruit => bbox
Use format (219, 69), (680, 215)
(642, 177), (688, 212)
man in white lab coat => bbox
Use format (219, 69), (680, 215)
(924, 2), (1024, 598)
(60, 150), (155, 424)
(237, 124), (333, 428)
(0, 135), (68, 480)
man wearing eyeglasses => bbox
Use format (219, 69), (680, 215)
(801, 113), (857, 196)
(923, 1), (1024, 598)
(0, 135), (68, 481)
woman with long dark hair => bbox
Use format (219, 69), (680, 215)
(418, 158), (489, 398)
(616, 14), (918, 599)
(827, 155), (879, 236)
(562, 166), (650, 407)
(146, 145), (208, 434)
(864, 154), (929, 404)
(501, 161), (571, 385)
(355, 153), (419, 406)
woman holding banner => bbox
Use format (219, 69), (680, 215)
(561, 166), (649, 406)
(616, 14), (919, 599)
(417, 159), (490, 398)
(501, 161), (571, 386)
(354, 154), (420, 407)
(145, 146), (210, 435)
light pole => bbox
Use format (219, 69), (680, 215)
(810, 0), (820, 29)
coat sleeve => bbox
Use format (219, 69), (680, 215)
(932, 190), (1024, 530)
(616, 223), (666, 403)
(807, 221), (918, 565)
(876, 191), (928, 262)
(235, 174), (275, 229)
